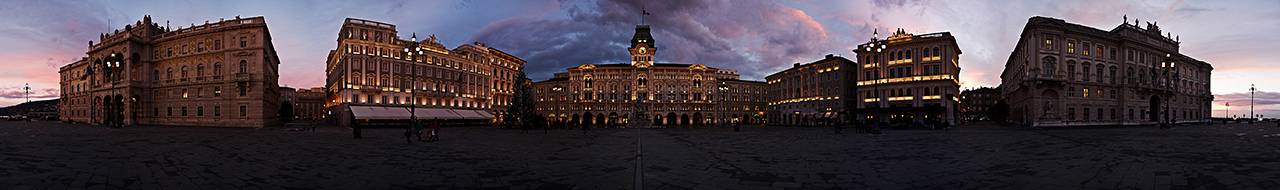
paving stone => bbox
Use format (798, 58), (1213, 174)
(4, 121), (1280, 189)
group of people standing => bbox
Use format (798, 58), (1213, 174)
(405, 118), (442, 143)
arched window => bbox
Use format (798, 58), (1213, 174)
(1067, 62), (1076, 81)
(693, 75), (702, 88)
(167, 68), (173, 79)
(181, 66), (188, 78)
(239, 60), (247, 73)
(153, 70), (159, 80)
(197, 64), (205, 77)
(933, 47), (940, 57)
(638, 74), (647, 87)
(1082, 62), (1090, 82)
(1095, 64), (1105, 83)
(584, 75), (593, 89)
(1126, 67), (1135, 84)
(213, 62), (222, 76)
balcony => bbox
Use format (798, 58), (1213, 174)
(234, 73), (252, 81)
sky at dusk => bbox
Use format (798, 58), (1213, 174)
(1, 0), (1277, 118)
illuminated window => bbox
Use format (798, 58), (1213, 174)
(1083, 88), (1089, 98)
(1043, 38), (1053, 49)
(1082, 43), (1090, 56)
(1067, 41), (1075, 54)
(1096, 46), (1104, 58)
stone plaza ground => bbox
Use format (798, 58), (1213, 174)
(1, 121), (1279, 190)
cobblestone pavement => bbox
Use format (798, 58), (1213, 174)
(2, 121), (1279, 189)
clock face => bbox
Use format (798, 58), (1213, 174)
(639, 47), (646, 54)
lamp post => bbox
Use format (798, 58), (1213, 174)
(404, 33), (425, 132)
(1250, 84), (1256, 123)
(104, 53), (123, 127)
(718, 82), (728, 128)
(862, 31), (886, 126)
(1161, 54), (1175, 128)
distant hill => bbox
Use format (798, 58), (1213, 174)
(0, 99), (58, 116)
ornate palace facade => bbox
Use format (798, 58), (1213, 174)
(853, 29), (962, 127)
(58, 15), (282, 127)
(533, 25), (767, 128)
(766, 54), (855, 126)
(323, 18), (526, 126)
(999, 16), (1212, 127)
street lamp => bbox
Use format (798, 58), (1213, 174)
(863, 31), (887, 126)
(404, 33), (425, 131)
(1250, 84), (1256, 123)
(1160, 54), (1175, 128)
(104, 53), (124, 128)
(718, 82), (728, 127)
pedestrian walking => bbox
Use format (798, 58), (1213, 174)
(428, 118), (441, 142)
(414, 120), (425, 142)
(403, 127), (413, 143)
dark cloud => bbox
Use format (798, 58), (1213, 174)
(471, 0), (835, 81)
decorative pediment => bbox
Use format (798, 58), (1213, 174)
(234, 51), (254, 57)
(690, 64), (707, 70)
(578, 64), (595, 70)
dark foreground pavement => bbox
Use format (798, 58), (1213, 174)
(2, 121), (1279, 189)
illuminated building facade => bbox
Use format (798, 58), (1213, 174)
(324, 18), (525, 126)
(532, 25), (767, 128)
(765, 54), (855, 126)
(999, 16), (1212, 127)
(58, 15), (282, 127)
(853, 28), (962, 127)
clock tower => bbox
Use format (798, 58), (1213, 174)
(629, 25), (655, 68)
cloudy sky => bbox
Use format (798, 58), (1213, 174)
(1, 0), (1277, 117)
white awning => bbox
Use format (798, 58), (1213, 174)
(350, 106), (492, 120)
(351, 106), (410, 120)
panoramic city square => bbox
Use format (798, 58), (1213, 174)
(2, 121), (1279, 189)
(4, 0), (1280, 189)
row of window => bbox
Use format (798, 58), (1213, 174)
(347, 94), (485, 108)
(153, 60), (249, 81)
(1065, 107), (1203, 122)
(861, 46), (947, 64)
(863, 86), (951, 98)
(1044, 37), (1117, 60)
(156, 36), (250, 59)
(152, 105), (247, 117)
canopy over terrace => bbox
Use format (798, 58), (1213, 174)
(349, 106), (494, 121)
